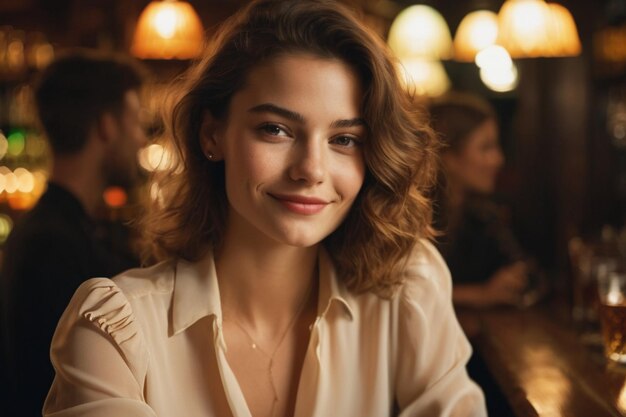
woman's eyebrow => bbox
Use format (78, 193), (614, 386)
(248, 102), (366, 129)
(248, 103), (305, 123)
(330, 118), (366, 129)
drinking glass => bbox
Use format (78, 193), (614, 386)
(598, 271), (626, 363)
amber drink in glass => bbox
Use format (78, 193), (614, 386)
(599, 272), (626, 363)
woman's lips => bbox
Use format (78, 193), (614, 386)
(269, 193), (329, 215)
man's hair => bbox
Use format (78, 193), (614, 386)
(34, 49), (146, 155)
(142, 0), (440, 297)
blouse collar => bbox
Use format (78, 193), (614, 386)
(171, 246), (354, 336)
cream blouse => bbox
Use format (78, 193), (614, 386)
(43, 240), (486, 417)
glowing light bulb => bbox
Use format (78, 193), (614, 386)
(155, 7), (178, 39)
(476, 46), (518, 92)
(476, 46), (512, 69)
(480, 65), (519, 92)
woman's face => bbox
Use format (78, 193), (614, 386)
(444, 118), (504, 194)
(206, 53), (367, 248)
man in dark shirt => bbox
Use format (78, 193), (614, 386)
(0, 49), (147, 417)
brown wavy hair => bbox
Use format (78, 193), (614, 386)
(141, 0), (440, 297)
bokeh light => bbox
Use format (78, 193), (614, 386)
(0, 169), (6, 193)
(14, 167), (35, 193)
(475, 45), (512, 70)
(476, 45), (518, 92)
(480, 65), (519, 92)
(0, 214), (13, 244)
(155, 7), (178, 39)
(103, 186), (128, 208)
(32, 170), (48, 198)
(150, 181), (165, 206)
(397, 58), (451, 97)
(7, 130), (25, 157)
(138, 143), (173, 172)
(24, 134), (47, 158)
(4, 171), (18, 194)
(0, 131), (8, 160)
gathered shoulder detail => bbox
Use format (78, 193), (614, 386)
(71, 277), (148, 384)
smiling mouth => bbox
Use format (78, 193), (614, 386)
(269, 193), (329, 215)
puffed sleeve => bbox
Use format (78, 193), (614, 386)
(43, 278), (156, 417)
(394, 241), (487, 417)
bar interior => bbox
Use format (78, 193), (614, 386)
(0, 0), (625, 416)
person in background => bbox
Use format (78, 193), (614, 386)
(429, 92), (536, 417)
(42, 1), (486, 416)
(0, 49), (147, 417)
(429, 92), (530, 310)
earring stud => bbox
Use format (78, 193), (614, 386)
(207, 152), (215, 160)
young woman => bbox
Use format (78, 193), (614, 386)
(429, 92), (529, 309)
(43, 1), (486, 416)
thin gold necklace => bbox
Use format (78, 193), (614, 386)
(227, 282), (314, 417)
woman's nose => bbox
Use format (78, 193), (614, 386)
(288, 139), (326, 185)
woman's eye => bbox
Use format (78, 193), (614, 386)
(331, 135), (360, 147)
(259, 123), (288, 137)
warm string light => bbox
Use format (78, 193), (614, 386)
(0, 166), (47, 210)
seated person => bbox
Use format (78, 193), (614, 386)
(429, 92), (530, 310)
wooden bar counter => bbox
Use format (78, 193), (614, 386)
(458, 304), (626, 417)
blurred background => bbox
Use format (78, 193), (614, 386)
(0, 0), (624, 304)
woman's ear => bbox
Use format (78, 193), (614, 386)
(199, 110), (224, 161)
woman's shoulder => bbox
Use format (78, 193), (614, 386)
(62, 260), (177, 340)
(52, 273), (158, 391)
(397, 239), (453, 300)
(403, 239), (451, 279)
(109, 259), (177, 300)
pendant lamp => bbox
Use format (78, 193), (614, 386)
(131, 0), (204, 59)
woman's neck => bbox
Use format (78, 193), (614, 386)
(215, 231), (319, 332)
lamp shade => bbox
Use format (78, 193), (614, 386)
(388, 5), (453, 60)
(454, 10), (499, 62)
(397, 58), (451, 97)
(544, 3), (581, 57)
(497, 0), (552, 58)
(131, 0), (204, 59)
